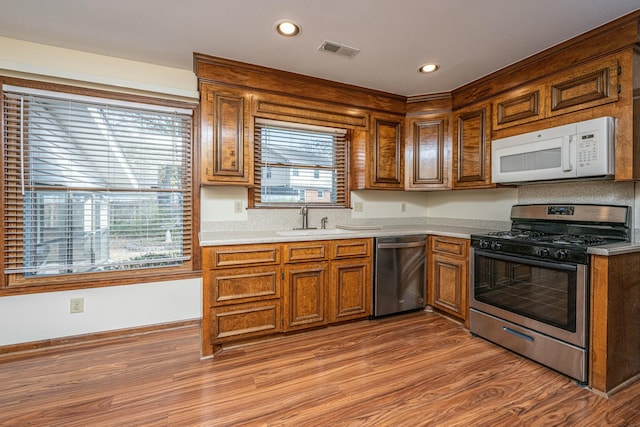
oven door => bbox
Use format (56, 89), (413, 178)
(470, 249), (587, 348)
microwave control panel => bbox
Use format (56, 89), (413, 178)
(577, 133), (599, 168)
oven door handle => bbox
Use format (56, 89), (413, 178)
(473, 250), (578, 271)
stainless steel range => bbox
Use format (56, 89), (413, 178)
(470, 204), (630, 384)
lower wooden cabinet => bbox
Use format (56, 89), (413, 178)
(329, 258), (371, 323)
(202, 238), (372, 357)
(427, 236), (470, 326)
(283, 262), (328, 331)
(210, 300), (282, 342)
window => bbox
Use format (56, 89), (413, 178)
(2, 85), (193, 283)
(253, 119), (347, 206)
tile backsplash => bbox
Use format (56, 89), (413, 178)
(517, 180), (634, 207)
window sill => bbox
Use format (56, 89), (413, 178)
(0, 268), (202, 296)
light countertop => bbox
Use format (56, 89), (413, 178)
(199, 224), (640, 257)
(199, 224), (493, 246)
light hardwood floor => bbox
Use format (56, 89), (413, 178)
(1, 311), (638, 426)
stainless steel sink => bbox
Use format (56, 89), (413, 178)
(275, 228), (355, 237)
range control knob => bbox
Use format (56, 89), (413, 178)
(555, 250), (568, 260)
(539, 248), (550, 257)
(490, 241), (502, 251)
(479, 240), (490, 249)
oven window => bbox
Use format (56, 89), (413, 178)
(474, 254), (577, 332)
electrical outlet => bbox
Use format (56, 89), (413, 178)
(70, 297), (84, 314)
(234, 200), (243, 214)
(401, 202), (406, 212)
(354, 201), (363, 212)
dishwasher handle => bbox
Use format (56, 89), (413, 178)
(377, 241), (426, 249)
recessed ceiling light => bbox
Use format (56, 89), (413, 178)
(275, 19), (301, 37)
(418, 63), (439, 73)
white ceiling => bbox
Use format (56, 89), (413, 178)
(0, 0), (638, 96)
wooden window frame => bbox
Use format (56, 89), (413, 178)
(0, 77), (201, 295)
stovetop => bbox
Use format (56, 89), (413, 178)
(485, 230), (612, 248)
(471, 203), (631, 264)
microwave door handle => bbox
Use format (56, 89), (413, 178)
(562, 136), (573, 172)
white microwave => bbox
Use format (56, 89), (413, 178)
(491, 116), (614, 184)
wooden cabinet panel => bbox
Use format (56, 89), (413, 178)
(204, 238), (373, 356)
(284, 242), (327, 263)
(428, 236), (470, 325)
(209, 266), (281, 306)
(429, 255), (467, 318)
(547, 57), (619, 116)
(493, 88), (543, 130)
(331, 239), (371, 259)
(452, 103), (493, 189)
(210, 244), (280, 268)
(210, 301), (281, 342)
(431, 237), (466, 257)
(283, 262), (328, 330)
(330, 258), (371, 322)
(201, 84), (252, 185)
(590, 253), (640, 395)
(367, 116), (404, 189)
(405, 115), (451, 190)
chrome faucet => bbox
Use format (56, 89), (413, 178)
(320, 217), (328, 229)
(294, 206), (316, 230)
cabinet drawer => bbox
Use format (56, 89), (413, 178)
(429, 236), (469, 257)
(284, 242), (327, 263)
(210, 266), (281, 306)
(210, 300), (281, 342)
(210, 244), (280, 268)
(331, 239), (372, 259)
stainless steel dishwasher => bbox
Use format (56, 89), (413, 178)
(373, 235), (427, 317)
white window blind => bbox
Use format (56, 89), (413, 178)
(253, 119), (347, 206)
(2, 86), (193, 277)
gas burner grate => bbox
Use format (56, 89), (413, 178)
(487, 230), (545, 240)
(537, 235), (607, 246)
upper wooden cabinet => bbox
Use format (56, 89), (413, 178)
(367, 116), (404, 190)
(351, 114), (404, 190)
(200, 84), (252, 185)
(546, 56), (619, 117)
(452, 103), (494, 189)
(405, 114), (451, 190)
(492, 87), (544, 131)
(492, 56), (620, 131)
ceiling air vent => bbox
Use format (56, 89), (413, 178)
(318, 40), (360, 58)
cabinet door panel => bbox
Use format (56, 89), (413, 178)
(429, 255), (468, 319)
(493, 89), (543, 130)
(330, 258), (371, 322)
(284, 263), (327, 330)
(452, 104), (493, 189)
(548, 58), (619, 116)
(405, 117), (450, 189)
(201, 85), (251, 184)
(428, 236), (469, 325)
(371, 118), (403, 188)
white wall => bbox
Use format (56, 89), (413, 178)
(425, 188), (518, 222)
(0, 279), (201, 346)
(0, 37), (198, 101)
